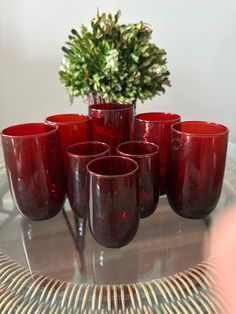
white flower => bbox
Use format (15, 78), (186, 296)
(155, 65), (167, 75)
(105, 49), (119, 72)
(60, 57), (69, 71)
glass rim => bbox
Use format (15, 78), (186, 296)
(135, 112), (181, 123)
(171, 121), (229, 137)
(116, 141), (159, 159)
(87, 155), (139, 179)
(1, 123), (58, 139)
(45, 114), (90, 125)
(67, 141), (110, 158)
(89, 103), (134, 112)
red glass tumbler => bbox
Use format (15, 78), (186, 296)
(167, 121), (229, 219)
(116, 141), (160, 218)
(87, 156), (139, 248)
(88, 103), (134, 153)
(66, 141), (110, 218)
(135, 112), (181, 195)
(1, 123), (65, 220)
(45, 114), (91, 173)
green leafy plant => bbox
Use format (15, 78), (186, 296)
(59, 10), (171, 105)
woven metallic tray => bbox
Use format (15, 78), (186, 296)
(0, 156), (235, 313)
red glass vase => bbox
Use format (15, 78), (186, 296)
(135, 112), (181, 195)
(66, 141), (110, 218)
(88, 103), (134, 153)
(117, 141), (160, 218)
(1, 123), (65, 220)
(167, 121), (229, 219)
(87, 156), (139, 248)
(45, 114), (91, 174)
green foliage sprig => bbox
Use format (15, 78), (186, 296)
(59, 10), (171, 104)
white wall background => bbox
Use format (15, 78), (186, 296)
(0, 0), (236, 142)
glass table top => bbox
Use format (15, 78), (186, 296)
(0, 145), (235, 313)
(0, 158), (235, 286)
(0, 199), (206, 285)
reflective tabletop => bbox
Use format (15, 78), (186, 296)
(0, 144), (235, 313)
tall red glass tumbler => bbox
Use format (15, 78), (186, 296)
(87, 156), (139, 248)
(167, 121), (229, 219)
(1, 123), (65, 220)
(135, 112), (181, 195)
(88, 103), (134, 153)
(116, 141), (160, 218)
(66, 141), (110, 218)
(45, 114), (91, 173)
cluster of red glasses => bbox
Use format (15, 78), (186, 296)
(1, 103), (229, 248)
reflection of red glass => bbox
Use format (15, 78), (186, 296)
(67, 141), (110, 218)
(88, 103), (134, 153)
(45, 114), (91, 173)
(167, 121), (229, 219)
(1, 123), (65, 220)
(90, 248), (139, 285)
(135, 112), (181, 195)
(117, 141), (160, 218)
(21, 217), (75, 281)
(87, 156), (139, 248)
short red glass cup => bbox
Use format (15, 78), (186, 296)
(116, 141), (160, 218)
(1, 123), (65, 220)
(135, 112), (181, 195)
(45, 114), (91, 173)
(87, 156), (139, 248)
(66, 141), (110, 218)
(88, 103), (134, 153)
(167, 121), (229, 219)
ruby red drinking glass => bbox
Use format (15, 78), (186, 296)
(87, 156), (139, 248)
(135, 112), (181, 195)
(116, 141), (160, 218)
(1, 123), (65, 220)
(88, 103), (134, 153)
(66, 141), (110, 218)
(167, 121), (229, 219)
(45, 114), (91, 173)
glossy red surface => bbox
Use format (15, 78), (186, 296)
(87, 156), (139, 248)
(116, 141), (160, 218)
(1, 123), (65, 220)
(46, 114), (91, 173)
(135, 112), (181, 195)
(88, 103), (134, 153)
(167, 121), (229, 219)
(66, 141), (110, 218)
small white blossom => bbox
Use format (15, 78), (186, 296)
(105, 49), (119, 72)
(155, 65), (167, 74)
(60, 57), (69, 71)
